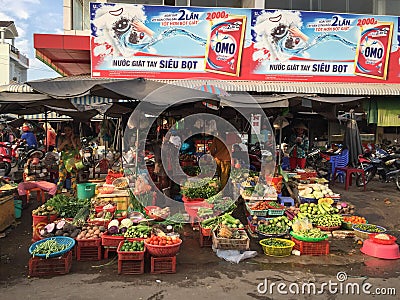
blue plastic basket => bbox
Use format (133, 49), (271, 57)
(29, 237), (75, 258)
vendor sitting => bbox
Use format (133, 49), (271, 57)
(18, 149), (57, 207)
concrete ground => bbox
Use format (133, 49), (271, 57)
(0, 178), (399, 300)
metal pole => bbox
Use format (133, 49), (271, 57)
(44, 108), (48, 152)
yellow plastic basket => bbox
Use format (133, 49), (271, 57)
(259, 238), (295, 257)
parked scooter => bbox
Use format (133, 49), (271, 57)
(80, 137), (98, 167)
(0, 142), (12, 176)
(356, 147), (400, 189)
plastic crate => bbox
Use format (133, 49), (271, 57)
(103, 246), (117, 259)
(76, 238), (102, 261)
(267, 202), (286, 216)
(101, 233), (125, 247)
(199, 230), (213, 247)
(118, 259), (144, 275)
(299, 196), (318, 204)
(200, 224), (212, 237)
(117, 241), (145, 260)
(291, 237), (330, 256)
(212, 230), (250, 250)
(150, 256), (176, 274)
(29, 251), (72, 277)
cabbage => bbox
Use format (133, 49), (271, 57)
(108, 226), (119, 235)
(108, 219), (119, 229)
(120, 218), (133, 228)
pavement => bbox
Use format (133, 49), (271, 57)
(0, 178), (399, 300)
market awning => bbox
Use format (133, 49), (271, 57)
(155, 80), (400, 96)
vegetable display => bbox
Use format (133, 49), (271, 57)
(40, 220), (81, 239)
(119, 240), (144, 252)
(145, 235), (181, 246)
(260, 239), (290, 247)
(124, 225), (152, 239)
(31, 238), (73, 258)
(257, 216), (291, 234)
(299, 203), (338, 215)
(342, 216), (367, 224)
(76, 225), (106, 240)
(312, 214), (343, 227)
(294, 228), (327, 239)
(352, 224), (386, 233)
(181, 177), (218, 199)
(46, 194), (90, 218)
(32, 205), (57, 216)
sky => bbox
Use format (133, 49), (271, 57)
(0, 0), (63, 81)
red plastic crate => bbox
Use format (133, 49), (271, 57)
(118, 259), (144, 275)
(29, 251), (72, 277)
(291, 237), (330, 256)
(102, 233), (124, 247)
(76, 238), (102, 261)
(103, 246), (117, 259)
(199, 230), (213, 248)
(117, 241), (145, 261)
(150, 256), (176, 274)
(200, 225), (212, 237)
(76, 238), (101, 247)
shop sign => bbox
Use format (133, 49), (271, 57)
(90, 3), (400, 83)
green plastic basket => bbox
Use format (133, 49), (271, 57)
(246, 203), (268, 217)
(290, 231), (329, 242)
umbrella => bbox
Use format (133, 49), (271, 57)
(343, 110), (363, 167)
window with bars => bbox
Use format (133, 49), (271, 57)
(264, 0), (375, 14)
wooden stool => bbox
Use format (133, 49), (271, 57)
(26, 187), (46, 204)
(333, 167), (366, 191)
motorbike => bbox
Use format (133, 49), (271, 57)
(80, 137), (98, 167)
(306, 145), (343, 179)
(0, 142), (12, 176)
(356, 148), (400, 189)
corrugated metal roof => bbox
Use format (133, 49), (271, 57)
(153, 80), (400, 96)
(0, 83), (34, 93)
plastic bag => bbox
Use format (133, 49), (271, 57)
(216, 249), (258, 264)
(292, 217), (312, 232)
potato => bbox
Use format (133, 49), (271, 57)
(88, 229), (94, 234)
(93, 226), (99, 231)
(94, 230), (100, 235)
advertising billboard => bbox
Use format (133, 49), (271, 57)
(90, 3), (400, 83)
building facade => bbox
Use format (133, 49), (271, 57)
(0, 21), (29, 85)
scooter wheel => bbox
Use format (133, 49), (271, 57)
(3, 162), (11, 176)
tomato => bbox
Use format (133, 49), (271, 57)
(154, 241), (159, 245)
(145, 238), (151, 243)
(160, 241), (166, 246)
(167, 241), (172, 245)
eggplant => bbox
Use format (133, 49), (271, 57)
(120, 227), (128, 234)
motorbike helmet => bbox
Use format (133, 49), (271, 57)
(22, 122), (33, 132)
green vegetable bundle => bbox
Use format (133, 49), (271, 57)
(46, 194), (90, 218)
(124, 225), (151, 238)
(31, 238), (73, 258)
(181, 177), (218, 199)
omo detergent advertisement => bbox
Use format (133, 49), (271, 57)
(90, 3), (400, 83)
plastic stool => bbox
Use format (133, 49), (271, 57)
(278, 196), (295, 207)
(333, 167), (366, 191)
(26, 188), (46, 204)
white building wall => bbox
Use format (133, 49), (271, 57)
(0, 43), (10, 85)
